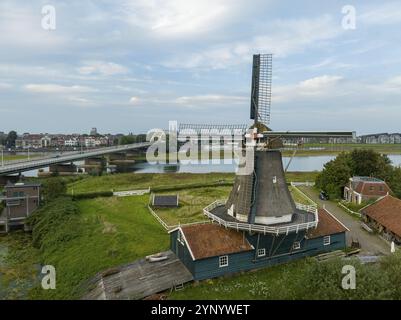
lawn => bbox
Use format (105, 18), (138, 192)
(169, 259), (310, 300)
(152, 186), (232, 225)
(289, 186), (315, 206)
(67, 172), (235, 194)
(29, 195), (169, 299)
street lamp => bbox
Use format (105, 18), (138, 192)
(1, 148), (3, 167)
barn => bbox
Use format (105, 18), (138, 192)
(170, 208), (348, 280)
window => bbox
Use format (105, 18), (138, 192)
(257, 248), (266, 257)
(370, 186), (375, 191)
(177, 231), (184, 246)
(293, 242), (301, 250)
(219, 256), (228, 267)
(379, 186), (384, 191)
(323, 236), (331, 246)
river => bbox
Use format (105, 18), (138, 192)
(19, 154), (401, 176)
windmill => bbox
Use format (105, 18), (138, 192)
(200, 54), (355, 232)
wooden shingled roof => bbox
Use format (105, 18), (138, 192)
(361, 195), (401, 237)
(306, 208), (349, 239)
(179, 224), (254, 260)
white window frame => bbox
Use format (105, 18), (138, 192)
(219, 255), (229, 268)
(257, 248), (266, 257)
(323, 235), (331, 246)
(293, 241), (301, 250)
(177, 231), (185, 246)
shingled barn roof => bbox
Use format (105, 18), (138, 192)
(178, 223), (253, 260)
(307, 208), (349, 239)
(361, 195), (401, 237)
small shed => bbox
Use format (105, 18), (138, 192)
(152, 194), (179, 207)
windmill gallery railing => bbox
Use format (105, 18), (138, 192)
(203, 200), (318, 235)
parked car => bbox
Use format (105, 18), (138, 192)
(319, 191), (329, 200)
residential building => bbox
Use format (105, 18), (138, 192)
(0, 182), (41, 233)
(344, 176), (391, 205)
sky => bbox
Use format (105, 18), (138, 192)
(0, 0), (401, 135)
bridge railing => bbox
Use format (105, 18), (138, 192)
(0, 142), (150, 174)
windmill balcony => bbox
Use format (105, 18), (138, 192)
(203, 200), (318, 235)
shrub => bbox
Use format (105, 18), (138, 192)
(72, 191), (113, 200)
(27, 197), (81, 250)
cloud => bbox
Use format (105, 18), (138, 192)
(0, 82), (13, 90)
(0, 2), (67, 51)
(77, 61), (129, 76)
(120, 0), (245, 38)
(273, 75), (345, 103)
(175, 94), (247, 106)
(360, 2), (401, 26)
(129, 96), (140, 104)
(24, 84), (97, 94)
(163, 15), (342, 69)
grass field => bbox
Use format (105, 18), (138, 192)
(67, 172), (235, 194)
(168, 259), (312, 300)
(1, 171), (321, 299)
(28, 195), (169, 299)
(152, 186), (232, 225)
(288, 186), (316, 206)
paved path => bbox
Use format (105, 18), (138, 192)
(299, 186), (390, 256)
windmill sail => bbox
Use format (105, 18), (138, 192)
(250, 54), (273, 127)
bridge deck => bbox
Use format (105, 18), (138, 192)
(0, 142), (150, 176)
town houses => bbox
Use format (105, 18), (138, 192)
(14, 131), (119, 150)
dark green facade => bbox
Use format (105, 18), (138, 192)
(170, 229), (346, 281)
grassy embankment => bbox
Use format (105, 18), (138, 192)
(1, 171), (318, 299)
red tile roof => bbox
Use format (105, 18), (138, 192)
(179, 223), (253, 260)
(354, 181), (391, 197)
(307, 208), (349, 239)
(361, 195), (401, 237)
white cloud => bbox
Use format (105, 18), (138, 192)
(360, 2), (401, 26)
(0, 2), (66, 50)
(120, 0), (245, 38)
(175, 94), (247, 106)
(273, 75), (345, 103)
(163, 15), (342, 69)
(24, 84), (96, 94)
(129, 96), (140, 104)
(0, 82), (13, 90)
(77, 61), (129, 76)
(298, 75), (344, 95)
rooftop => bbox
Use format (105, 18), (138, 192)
(306, 208), (349, 239)
(352, 176), (384, 183)
(5, 181), (41, 188)
(361, 195), (401, 238)
(178, 223), (253, 260)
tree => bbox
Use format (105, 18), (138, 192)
(316, 153), (353, 199)
(41, 178), (67, 202)
(316, 149), (395, 200)
(6, 130), (17, 148)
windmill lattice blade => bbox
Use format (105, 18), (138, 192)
(250, 54), (272, 127)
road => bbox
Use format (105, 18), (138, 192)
(299, 186), (390, 256)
